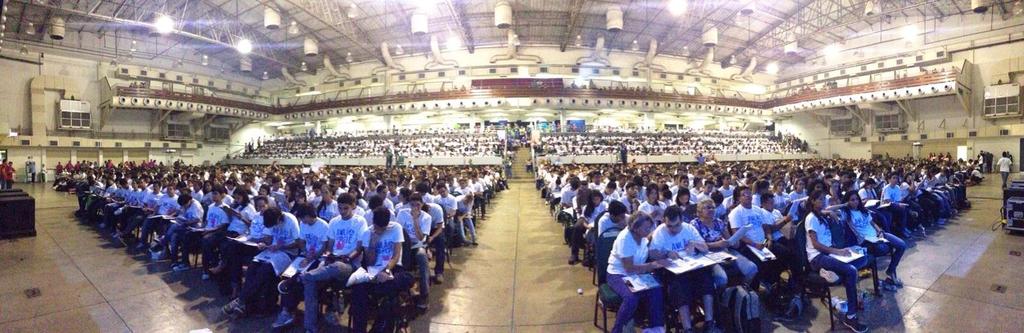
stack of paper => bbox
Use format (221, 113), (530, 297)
(830, 247), (865, 263)
(254, 250), (293, 276)
(665, 255), (717, 275)
(747, 245), (777, 261)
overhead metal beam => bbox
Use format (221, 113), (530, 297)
(559, 0), (587, 52)
(444, 0), (476, 53)
(278, 0), (383, 65)
(15, 0), (294, 68)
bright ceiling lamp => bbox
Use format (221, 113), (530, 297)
(236, 38), (253, 54)
(764, 62), (779, 75)
(667, 0), (687, 16)
(446, 33), (462, 51)
(823, 43), (840, 58)
(901, 24), (918, 41)
(153, 14), (175, 35)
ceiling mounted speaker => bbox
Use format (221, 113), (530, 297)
(702, 26), (718, 47)
(49, 16), (65, 40)
(606, 6), (623, 32)
(303, 38), (318, 57)
(495, 0), (512, 29)
(411, 11), (428, 35)
(264, 7), (281, 29)
(239, 56), (252, 72)
(971, 0), (989, 13)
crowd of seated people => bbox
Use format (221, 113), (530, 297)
(535, 157), (972, 332)
(539, 128), (809, 156)
(239, 129), (503, 160)
(63, 161), (505, 332)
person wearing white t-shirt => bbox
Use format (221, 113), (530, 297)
(274, 203), (331, 329)
(165, 193), (205, 270)
(195, 186), (232, 277)
(998, 152), (1013, 188)
(728, 186), (783, 290)
(395, 193), (433, 309)
(606, 214), (668, 333)
(649, 206), (716, 332)
(637, 184), (668, 223)
(597, 201), (629, 238)
(350, 207), (408, 333)
(222, 206), (301, 319)
(804, 191), (869, 333)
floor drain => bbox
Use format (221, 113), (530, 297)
(1010, 251), (1022, 257)
(991, 284), (1007, 294)
(24, 288), (41, 299)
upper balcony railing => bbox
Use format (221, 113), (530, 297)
(112, 71), (961, 116)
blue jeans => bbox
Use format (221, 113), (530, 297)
(810, 254), (869, 307)
(430, 232), (446, 276)
(458, 216), (477, 244)
(280, 260), (354, 332)
(711, 249), (758, 288)
(607, 274), (665, 333)
(1002, 172), (1010, 188)
(863, 233), (906, 275)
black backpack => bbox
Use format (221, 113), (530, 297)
(719, 285), (763, 333)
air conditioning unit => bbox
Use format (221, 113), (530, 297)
(983, 83), (1021, 118)
(57, 99), (93, 130)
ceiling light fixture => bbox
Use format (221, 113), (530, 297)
(201, 54), (208, 66)
(236, 38), (253, 54)
(345, 51), (353, 63)
(765, 62), (779, 75)
(262, 71), (269, 80)
(300, 61), (307, 71)
(288, 21), (299, 35)
(575, 35), (582, 47)
(631, 39), (639, 51)
(395, 44), (404, 55)
(667, 0), (688, 16)
(153, 14), (174, 35)
(347, 3), (358, 19)
(129, 40), (137, 52)
(26, 22), (35, 35)
(446, 33), (462, 51)
(901, 24), (918, 41)
(823, 43), (840, 58)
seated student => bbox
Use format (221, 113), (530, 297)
(349, 207), (410, 333)
(422, 196), (448, 284)
(606, 214), (667, 333)
(758, 192), (800, 291)
(638, 183), (668, 222)
(455, 192), (478, 245)
(570, 191), (606, 265)
(119, 181), (163, 247)
(166, 193), (205, 271)
(840, 191), (905, 290)
(691, 198), (757, 288)
(395, 193), (433, 309)
(216, 195), (270, 295)
(649, 206), (716, 332)
(672, 189), (697, 222)
(273, 203), (331, 329)
(729, 186), (786, 290)
(804, 190), (869, 333)
(597, 200), (629, 238)
(222, 206), (301, 318)
(316, 192), (340, 222)
(142, 183), (181, 255)
(196, 186), (232, 278)
(99, 179), (129, 230)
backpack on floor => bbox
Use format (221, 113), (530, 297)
(719, 285), (762, 333)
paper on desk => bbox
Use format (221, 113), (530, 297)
(830, 247), (865, 263)
(253, 250), (293, 276)
(746, 244), (777, 261)
(281, 257), (317, 279)
(346, 266), (384, 287)
(623, 273), (660, 292)
(665, 255), (717, 275)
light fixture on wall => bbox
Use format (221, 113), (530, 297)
(345, 51), (353, 63)
(20, 45), (29, 55)
(300, 61), (307, 71)
(25, 22), (35, 35)
(288, 21), (300, 35)
(575, 35), (582, 47)
(901, 24), (918, 41)
(395, 44), (404, 55)
(631, 39), (639, 51)
(201, 54), (208, 66)
(262, 71), (269, 80)
(130, 40), (137, 52)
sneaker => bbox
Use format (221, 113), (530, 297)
(324, 311), (340, 327)
(172, 263), (191, 272)
(278, 280), (291, 295)
(98, 223), (107, 229)
(150, 250), (166, 261)
(434, 274), (444, 284)
(887, 274), (904, 287)
(271, 310), (294, 328)
(841, 315), (868, 333)
(820, 269), (839, 283)
(221, 298), (244, 317)
(201, 273), (210, 280)
(134, 242), (148, 250)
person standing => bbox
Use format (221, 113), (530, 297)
(1, 160), (15, 189)
(26, 157), (37, 183)
(618, 142), (628, 165)
(998, 152), (1013, 188)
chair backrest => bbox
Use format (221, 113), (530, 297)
(596, 234), (618, 285)
(792, 214), (812, 275)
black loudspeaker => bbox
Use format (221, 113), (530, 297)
(0, 192), (36, 238)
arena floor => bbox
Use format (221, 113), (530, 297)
(1, 176), (1023, 332)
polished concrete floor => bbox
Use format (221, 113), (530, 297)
(2, 176), (1024, 332)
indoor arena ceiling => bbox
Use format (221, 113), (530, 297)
(2, 0), (1021, 78)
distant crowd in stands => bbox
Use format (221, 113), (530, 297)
(239, 129), (503, 160)
(784, 65), (958, 98)
(538, 128), (809, 156)
(61, 161), (505, 332)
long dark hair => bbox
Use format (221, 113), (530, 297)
(584, 191), (605, 219)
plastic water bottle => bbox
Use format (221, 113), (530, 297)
(830, 296), (848, 314)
